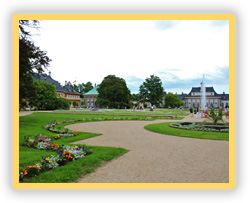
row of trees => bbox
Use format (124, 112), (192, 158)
(94, 74), (184, 109)
(19, 20), (52, 108)
(19, 20), (184, 110)
(19, 20), (71, 110)
(67, 81), (94, 97)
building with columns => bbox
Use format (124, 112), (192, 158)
(83, 86), (98, 108)
(179, 86), (229, 108)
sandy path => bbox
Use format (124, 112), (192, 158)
(66, 117), (229, 183)
(19, 111), (53, 116)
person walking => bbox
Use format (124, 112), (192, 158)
(196, 107), (199, 118)
(204, 105), (209, 117)
(189, 106), (194, 117)
(225, 106), (229, 119)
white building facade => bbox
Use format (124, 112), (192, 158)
(182, 86), (229, 108)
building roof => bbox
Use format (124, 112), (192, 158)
(188, 86), (217, 96)
(178, 93), (187, 100)
(217, 93), (229, 100)
(84, 86), (99, 95)
(63, 84), (80, 95)
(32, 73), (80, 95)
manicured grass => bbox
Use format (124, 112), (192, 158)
(144, 122), (229, 140)
(19, 113), (132, 183)
(19, 112), (184, 182)
(22, 146), (128, 183)
(55, 108), (190, 116)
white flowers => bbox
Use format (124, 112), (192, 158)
(62, 145), (86, 161)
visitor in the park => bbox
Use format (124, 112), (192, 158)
(225, 106), (229, 119)
(150, 106), (153, 111)
(189, 106), (194, 117)
(133, 106), (135, 111)
(196, 107), (199, 118)
(204, 105), (209, 117)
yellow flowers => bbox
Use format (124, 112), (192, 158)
(73, 131), (78, 136)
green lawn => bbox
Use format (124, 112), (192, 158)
(55, 108), (190, 116)
(144, 122), (229, 140)
(19, 112), (185, 182)
(19, 113), (134, 183)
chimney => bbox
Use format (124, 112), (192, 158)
(223, 91), (225, 94)
(65, 81), (67, 86)
(49, 71), (51, 77)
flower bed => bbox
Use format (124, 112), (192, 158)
(20, 116), (156, 181)
(20, 137), (89, 181)
(169, 122), (229, 133)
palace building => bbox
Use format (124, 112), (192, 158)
(32, 72), (81, 107)
(178, 86), (229, 108)
(83, 86), (98, 108)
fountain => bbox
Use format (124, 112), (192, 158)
(200, 74), (206, 110)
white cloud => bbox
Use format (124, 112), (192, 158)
(31, 20), (229, 92)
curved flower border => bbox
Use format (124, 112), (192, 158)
(20, 116), (157, 181)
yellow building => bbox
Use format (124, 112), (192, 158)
(33, 73), (81, 107)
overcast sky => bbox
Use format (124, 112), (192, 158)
(30, 20), (229, 94)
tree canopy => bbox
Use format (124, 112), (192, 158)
(78, 82), (93, 95)
(164, 93), (184, 108)
(19, 20), (51, 107)
(29, 80), (70, 110)
(96, 75), (131, 108)
(29, 80), (57, 110)
(139, 75), (164, 107)
(67, 81), (94, 98)
(131, 93), (140, 102)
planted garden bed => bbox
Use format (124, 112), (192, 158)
(169, 122), (229, 133)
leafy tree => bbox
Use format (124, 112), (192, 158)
(131, 93), (140, 102)
(139, 75), (164, 107)
(70, 83), (79, 93)
(73, 82), (94, 98)
(73, 101), (79, 108)
(164, 93), (184, 108)
(96, 75), (131, 108)
(83, 82), (94, 93)
(19, 20), (51, 107)
(55, 98), (71, 110)
(29, 80), (58, 110)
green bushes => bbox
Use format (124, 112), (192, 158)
(55, 98), (70, 110)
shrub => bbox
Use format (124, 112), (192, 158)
(55, 98), (71, 110)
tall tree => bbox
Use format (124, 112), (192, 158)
(19, 20), (51, 106)
(164, 93), (184, 108)
(29, 80), (58, 110)
(96, 75), (131, 108)
(139, 75), (164, 107)
(131, 93), (140, 102)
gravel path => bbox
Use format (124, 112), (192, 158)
(19, 111), (53, 116)
(66, 117), (229, 183)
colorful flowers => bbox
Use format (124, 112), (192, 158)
(73, 131), (77, 136)
(52, 134), (60, 140)
(19, 164), (42, 180)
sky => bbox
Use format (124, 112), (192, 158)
(29, 20), (229, 94)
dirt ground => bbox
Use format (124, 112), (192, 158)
(66, 116), (229, 183)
